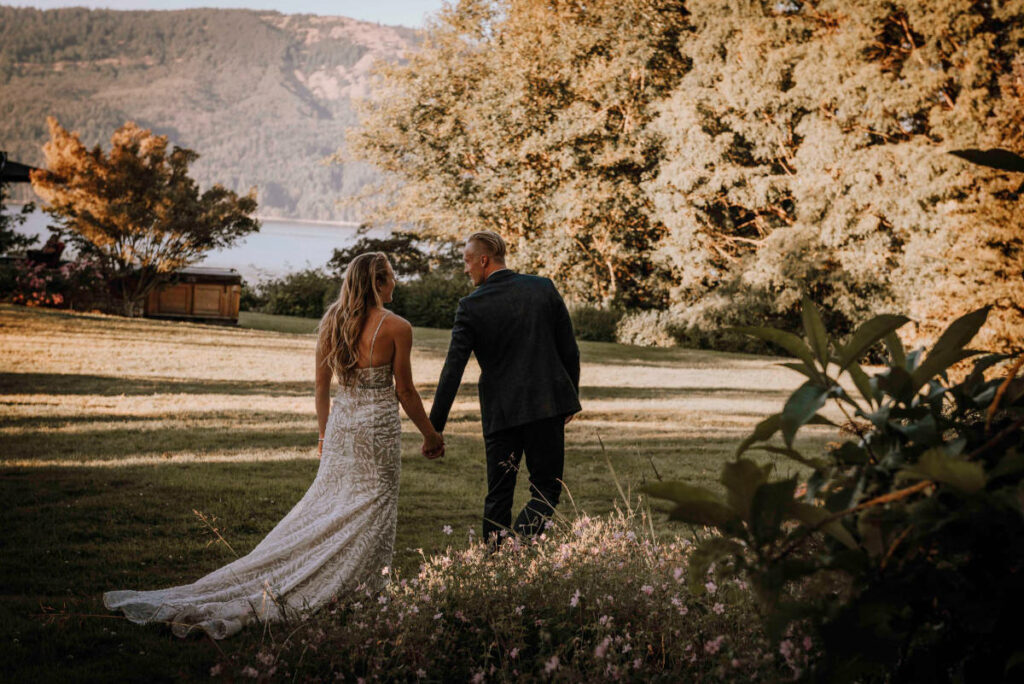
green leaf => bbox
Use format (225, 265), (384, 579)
(830, 442), (869, 466)
(781, 381), (828, 447)
(687, 537), (745, 595)
(721, 458), (772, 521)
(884, 331), (906, 368)
(750, 478), (797, 545)
(788, 502), (859, 550)
(736, 413), (783, 457)
(836, 314), (911, 371)
(877, 366), (915, 404)
(755, 445), (828, 470)
(801, 295), (830, 367)
(846, 362), (876, 406)
(644, 481), (722, 506)
(643, 482), (741, 530)
(910, 307), (990, 392)
(807, 414), (838, 427)
(730, 326), (820, 377)
(667, 501), (743, 529)
(896, 448), (986, 494)
(778, 362), (818, 381)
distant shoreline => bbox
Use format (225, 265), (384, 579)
(256, 215), (363, 228)
(6, 203), (366, 230)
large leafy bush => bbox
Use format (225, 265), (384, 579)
(647, 300), (1024, 681)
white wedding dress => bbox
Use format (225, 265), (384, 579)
(104, 315), (402, 639)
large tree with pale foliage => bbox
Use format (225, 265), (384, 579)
(646, 0), (1023, 352)
(350, 0), (1022, 351)
(348, 0), (688, 307)
(31, 117), (259, 316)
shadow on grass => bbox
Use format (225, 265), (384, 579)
(2, 426), (318, 461)
(2, 372), (786, 403)
(0, 411), (312, 430)
(0, 372), (314, 396)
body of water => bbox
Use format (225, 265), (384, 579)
(13, 207), (390, 282)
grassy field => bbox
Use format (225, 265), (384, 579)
(0, 304), (837, 681)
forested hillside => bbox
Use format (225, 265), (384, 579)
(0, 6), (417, 221)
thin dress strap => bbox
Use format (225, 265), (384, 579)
(367, 310), (390, 365)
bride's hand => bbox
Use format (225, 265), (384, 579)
(422, 431), (445, 459)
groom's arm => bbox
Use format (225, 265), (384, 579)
(429, 300), (475, 434)
(550, 280), (580, 394)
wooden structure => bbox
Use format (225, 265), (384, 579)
(145, 266), (242, 325)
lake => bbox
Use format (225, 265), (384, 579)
(13, 207), (390, 282)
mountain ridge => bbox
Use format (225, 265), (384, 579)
(0, 6), (419, 222)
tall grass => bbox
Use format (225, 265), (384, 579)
(219, 505), (804, 682)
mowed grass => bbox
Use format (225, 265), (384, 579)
(0, 303), (838, 681)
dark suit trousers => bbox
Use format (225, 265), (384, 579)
(483, 415), (565, 542)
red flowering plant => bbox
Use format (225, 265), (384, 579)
(8, 255), (104, 309)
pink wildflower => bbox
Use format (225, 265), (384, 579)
(713, 602), (725, 614)
(705, 636), (725, 655)
(545, 656), (560, 673)
(594, 637), (612, 659)
(640, 585), (654, 595)
(803, 636), (813, 651)
(673, 567), (684, 582)
(509, 647), (519, 659)
(705, 580), (717, 594)
(780, 639), (794, 658)
(570, 589), (581, 608)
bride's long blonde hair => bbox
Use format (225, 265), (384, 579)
(317, 252), (392, 384)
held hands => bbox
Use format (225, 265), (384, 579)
(422, 431), (445, 460)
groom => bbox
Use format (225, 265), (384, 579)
(428, 230), (581, 544)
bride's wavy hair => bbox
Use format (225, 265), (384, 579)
(317, 252), (392, 384)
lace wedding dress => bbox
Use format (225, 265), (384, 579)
(104, 315), (402, 639)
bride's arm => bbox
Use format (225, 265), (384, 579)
(315, 341), (333, 457)
(392, 318), (444, 453)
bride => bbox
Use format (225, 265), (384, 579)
(104, 252), (446, 638)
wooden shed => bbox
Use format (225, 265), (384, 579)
(145, 266), (242, 325)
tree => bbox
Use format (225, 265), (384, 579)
(348, 0), (689, 307)
(0, 178), (37, 256)
(326, 229), (462, 279)
(647, 0), (1023, 351)
(30, 117), (259, 316)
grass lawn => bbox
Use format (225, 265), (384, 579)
(0, 304), (838, 681)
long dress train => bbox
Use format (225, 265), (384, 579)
(104, 316), (401, 639)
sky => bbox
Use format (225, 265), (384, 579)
(1, 0), (447, 27)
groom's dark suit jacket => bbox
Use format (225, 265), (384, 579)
(429, 270), (581, 437)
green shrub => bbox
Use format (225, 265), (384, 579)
(390, 271), (473, 329)
(238, 278), (267, 312)
(247, 268), (339, 319)
(647, 299), (1024, 681)
(615, 309), (679, 347)
(568, 305), (622, 342)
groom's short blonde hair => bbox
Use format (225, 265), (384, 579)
(466, 230), (506, 262)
